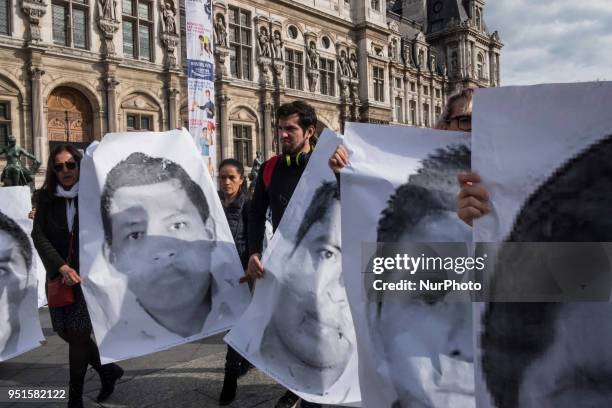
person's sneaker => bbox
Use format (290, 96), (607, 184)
(219, 374), (238, 406)
(275, 390), (300, 408)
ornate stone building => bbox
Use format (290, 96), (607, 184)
(0, 0), (501, 174)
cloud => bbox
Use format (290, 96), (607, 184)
(486, 0), (612, 85)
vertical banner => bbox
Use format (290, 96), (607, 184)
(186, 0), (216, 178)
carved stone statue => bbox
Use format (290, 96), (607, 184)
(21, 0), (48, 42)
(348, 52), (358, 78)
(214, 14), (227, 47)
(418, 49), (424, 68)
(401, 45), (410, 66)
(338, 50), (350, 77)
(99, 0), (117, 21)
(307, 41), (319, 69)
(249, 151), (264, 181)
(160, 2), (176, 34)
(0, 135), (40, 187)
(272, 30), (283, 60)
(307, 70), (319, 92)
(389, 40), (397, 61)
(257, 27), (272, 58)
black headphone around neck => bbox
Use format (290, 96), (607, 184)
(283, 151), (308, 167)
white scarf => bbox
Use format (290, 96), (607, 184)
(55, 182), (79, 233)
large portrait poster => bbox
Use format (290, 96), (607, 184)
(225, 131), (361, 405)
(79, 129), (250, 363)
(341, 123), (474, 408)
(0, 186), (44, 361)
(472, 82), (612, 407)
(186, 0), (216, 177)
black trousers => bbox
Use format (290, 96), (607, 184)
(57, 330), (102, 386)
(224, 346), (250, 376)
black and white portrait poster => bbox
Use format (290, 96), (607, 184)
(79, 129), (251, 363)
(472, 82), (612, 407)
(225, 130), (360, 405)
(0, 186), (44, 361)
(341, 123), (474, 408)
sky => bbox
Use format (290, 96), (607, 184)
(484, 0), (612, 86)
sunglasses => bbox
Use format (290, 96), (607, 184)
(446, 115), (472, 131)
(53, 161), (78, 172)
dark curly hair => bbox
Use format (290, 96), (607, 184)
(277, 100), (318, 133)
(377, 144), (471, 242)
(100, 152), (210, 246)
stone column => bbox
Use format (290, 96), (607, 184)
(263, 102), (273, 159)
(105, 77), (119, 133)
(416, 75), (422, 126)
(470, 41), (476, 78)
(219, 94), (230, 160)
(30, 66), (45, 164)
(167, 87), (180, 130)
(496, 53), (501, 85)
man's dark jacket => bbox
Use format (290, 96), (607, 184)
(248, 154), (309, 256)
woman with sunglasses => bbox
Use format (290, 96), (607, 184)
(32, 145), (124, 408)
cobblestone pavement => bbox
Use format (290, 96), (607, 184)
(0, 308), (294, 408)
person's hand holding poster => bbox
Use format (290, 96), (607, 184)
(0, 186), (44, 362)
(225, 130), (360, 405)
(341, 123), (474, 408)
(79, 129), (250, 363)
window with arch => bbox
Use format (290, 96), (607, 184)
(229, 6), (252, 80)
(287, 25), (298, 40)
(321, 36), (331, 49)
(0, 0), (10, 35)
(52, 0), (89, 48)
(477, 53), (484, 78)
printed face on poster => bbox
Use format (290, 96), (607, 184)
(0, 187), (44, 362)
(225, 131), (361, 405)
(79, 129), (250, 363)
(341, 123), (474, 408)
(472, 82), (612, 408)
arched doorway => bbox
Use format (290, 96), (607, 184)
(47, 86), (93, 151)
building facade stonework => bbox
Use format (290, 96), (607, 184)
(0, 0), (501, 175)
